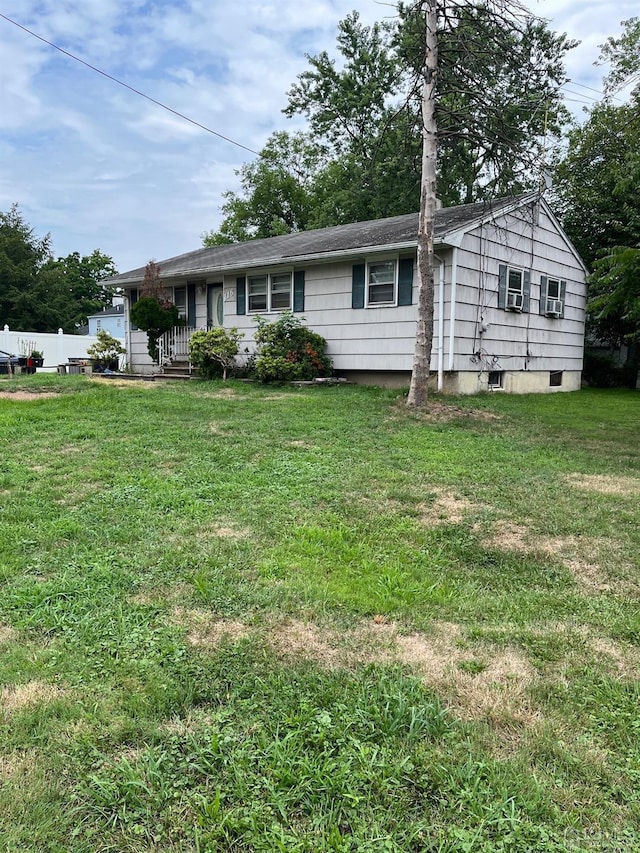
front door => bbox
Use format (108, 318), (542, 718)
(207, 284), (224, 328)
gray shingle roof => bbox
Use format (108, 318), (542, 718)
(111, 195), (534, 285)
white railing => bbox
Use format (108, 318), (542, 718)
(157, 326), (194, 367)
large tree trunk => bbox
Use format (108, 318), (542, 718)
(407, 0), (438, 409)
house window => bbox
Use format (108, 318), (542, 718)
(488, 370), (504, 389)
(174, 286), (187, 320)
(96, 319), (101, 330)
(506, 269), (524, 311)
(247, 272), (292, 312)
(367, 260), (397, 306)
(550, 371), (563, 387)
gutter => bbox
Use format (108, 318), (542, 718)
(434, 253), (445, 392)
(447, 247), (458, 373)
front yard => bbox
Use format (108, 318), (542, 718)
(0, 376), (638, 851)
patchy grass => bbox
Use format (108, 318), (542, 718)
(0, 374), (639, 850)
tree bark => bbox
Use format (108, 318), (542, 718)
(407, 0), (438, 409)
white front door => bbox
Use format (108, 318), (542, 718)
(207, 285), (224, 328)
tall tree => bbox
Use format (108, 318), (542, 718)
(205, 4), (574, 246)
(0, 204), (117, 332)
(599, 17), (640, 94)
(554, 91), (640, 348)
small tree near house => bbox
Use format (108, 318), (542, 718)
(86, 329), (126, 371)
(130, 261), (181, 364)
(189, 328), (244, 380)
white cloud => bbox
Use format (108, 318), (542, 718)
(0, 0), (637, 272)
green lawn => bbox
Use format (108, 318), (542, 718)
(0, 376), (638, 852)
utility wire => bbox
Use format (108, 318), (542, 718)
(0, 12), (261, 157)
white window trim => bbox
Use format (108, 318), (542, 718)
(246, 269), (293, 314)
(505, 267), (524, 311)
(365, 256), (399, 308)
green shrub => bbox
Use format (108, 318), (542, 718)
(130, 297), (181, 364)
(582, 347), (638, 388)
(188, 327), (244, 379)
(253, 312), (332, 382)
(86, 329), (126, 371)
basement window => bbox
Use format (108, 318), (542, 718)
(549, 371), (563, 387)
(488, 370), (504, 389)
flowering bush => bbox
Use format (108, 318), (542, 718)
(253, 312), (332, 382)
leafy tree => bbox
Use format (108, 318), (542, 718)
(204, 6), (574, 244)
(599, 17), (640, 94)
(43, 250), (118, 328)
(0, 204), (117, 332)
(188, 327), (244, 379)
(553, 90), (640, 348)
(203, 133), (319, 244)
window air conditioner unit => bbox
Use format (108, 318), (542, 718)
(546, 298), (563, 317)
(506, 291), (523, 311)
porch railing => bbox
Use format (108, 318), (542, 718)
(157, 326), (194, 367)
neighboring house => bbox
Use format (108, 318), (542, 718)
(87, 304), (125, 339)
(109, 193), (588, 393)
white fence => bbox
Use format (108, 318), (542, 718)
(1, 325), (125, 371)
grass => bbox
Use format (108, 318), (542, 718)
(0, 375), (638, 851)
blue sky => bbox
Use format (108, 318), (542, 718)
(0, 0), (636, 272)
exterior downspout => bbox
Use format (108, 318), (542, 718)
(448, 247), (458, 373)
(124, 291), (132, 372)
(434, 253), (445, 392)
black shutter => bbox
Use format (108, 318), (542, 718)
(497, 265), (507, 310)
(397, 258), (413, 306)
(559, 280), (567, 318)
(187, 282), (196, 328)
(522, 270), (531, 313)
(293, 270), (305, 313)
(352, 263), (365, 309)
(236, 276), (246, 315)
(539, 276), (548, 315)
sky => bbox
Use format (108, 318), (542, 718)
(0, 0), (637, 273)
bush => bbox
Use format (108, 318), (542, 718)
(188, 328), (244, 379)
(582, 348), (638, 388)
(130, 297), (181, 363)
(87, 329), (126, 371)
(253, 312), (332, 382)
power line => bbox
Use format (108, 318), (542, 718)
(0, 12), (261, 157)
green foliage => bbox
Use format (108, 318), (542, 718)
(188, 327), (244, 379)
(86, 329), (126, 370)
(582, 347), (639, 388)
(599, 16), (640, 94)
(0, 205), (117, 332)
(130, 297), (181, 364)
(554, 93), (640, 345)
(203, 8), (574, 244)
(253, 311), (332, 382)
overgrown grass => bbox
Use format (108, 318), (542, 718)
(0, 376), (638, 851)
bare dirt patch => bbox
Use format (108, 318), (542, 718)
(393, 400), (501, 423)
(0, 625), (16, 645)
(0, 391), (59, 401)
(0, 750), (38, 781)
(174, 608), (250, 647)
(88, 378), (154, 390)
(196, 522), (248, 541)
(176, 611), (537, 725)
(565, 473), (640, 497)
(288, 439), (317, 450)
(270, 619), (340, 666)
(1, 681), (65, 715)
(589, 637), (639, 678)
(420, 487), (481, 525)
